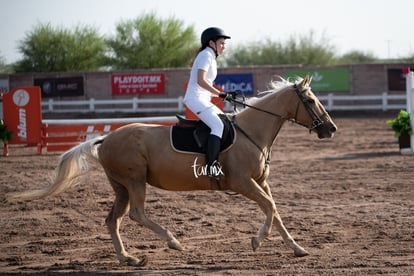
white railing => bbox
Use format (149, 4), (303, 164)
(318, 93), (405, 111)
(42, 96), (186, 113)
(41, 92), (406, 114)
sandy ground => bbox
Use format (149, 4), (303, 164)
(0, 116), (413, 275)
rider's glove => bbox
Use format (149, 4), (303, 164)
(218, 92), (228, 99)
(219, 91), (238, 100)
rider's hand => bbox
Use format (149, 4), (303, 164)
(218, 92), (228, 99)
(219, 91), (238, 100)
(226, 91), (238, 98)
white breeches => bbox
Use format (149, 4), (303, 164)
(184, 97), (224, 138)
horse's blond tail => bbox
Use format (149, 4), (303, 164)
(6, 136), (106, 202)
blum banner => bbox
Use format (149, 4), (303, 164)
(3, 87), (42, 144)
(111, 73), (166, 95)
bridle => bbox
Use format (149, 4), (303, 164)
(227, 84), (324, 131)
(292, 84), (324, 131)
(225, 84), (326, 173)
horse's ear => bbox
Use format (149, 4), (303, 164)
(299, 74), (311, 88)
(304, 74), (312, 87)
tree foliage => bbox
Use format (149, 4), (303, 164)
(106, 13), (198, 69)
(336, 50), (377, 64)
(397, 53), (414, 63)
(9, 16), (413, 72)
(0, 53), (13, 73)
(225, 31), (337, 66)
(0, 55), (7, 73)
(15, 23), (106, 72)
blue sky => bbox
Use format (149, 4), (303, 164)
(1, 0), (413, 63)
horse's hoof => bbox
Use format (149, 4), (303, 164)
(294, 247), (309, 257)
(251, 237), (261, 251)
(168, 239), (183, 251)
(126, 255), (148, 267)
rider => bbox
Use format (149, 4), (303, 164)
(183, 27), (231, 178)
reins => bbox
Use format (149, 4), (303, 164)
(229, 115), (271, 164)
(226, 94), (287, 121)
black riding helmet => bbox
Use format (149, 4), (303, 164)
(201, 27), (231, 47)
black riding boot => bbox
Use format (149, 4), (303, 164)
(206, 134), (224, 177)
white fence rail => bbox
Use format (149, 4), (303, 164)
(42, 96), (186, 113)
(41, 93), (406, 114)
(319, 93), (405, 111)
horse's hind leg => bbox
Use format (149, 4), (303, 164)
(128, 181), (183, 251)
(105, 179), (148, 266)
(262, 182), (309, 257)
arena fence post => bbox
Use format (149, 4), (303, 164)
(405, 70), (414, 152)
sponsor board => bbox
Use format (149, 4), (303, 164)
(3, 87), (42, 144)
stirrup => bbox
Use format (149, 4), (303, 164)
(207, 161), (224, 178)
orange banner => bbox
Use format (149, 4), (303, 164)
(3, 87), (42, 144)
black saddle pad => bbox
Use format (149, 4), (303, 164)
(170, 115), (235, 154)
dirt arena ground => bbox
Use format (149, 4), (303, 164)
(0, 116), (413, 275)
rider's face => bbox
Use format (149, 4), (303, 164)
(210, 38), (227, 56)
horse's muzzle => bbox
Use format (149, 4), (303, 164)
(316, 122), (337, 139)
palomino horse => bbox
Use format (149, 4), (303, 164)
(7, 75), (337, 266)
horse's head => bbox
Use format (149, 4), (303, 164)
(288, 75), (337, 138)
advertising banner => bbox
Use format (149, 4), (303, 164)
(0, 78), (9, 93)
(286, 69), (350, 92)
(111, 73), (166, 95)
(214, 73), (254, 95)
(388, 68), (414, 91)
(3, 86), (42, 144)
(34, 76), (84, 97)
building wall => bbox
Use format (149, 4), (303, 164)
(2, 63), (413, 100)
(350, 64), (386, 94)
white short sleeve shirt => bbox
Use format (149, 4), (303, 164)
(184, 47), (217, 101)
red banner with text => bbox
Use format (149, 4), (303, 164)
(111, 73), (165, 95)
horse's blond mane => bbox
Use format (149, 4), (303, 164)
(243, 76), (303, 107)
(264, 76), (304, 95)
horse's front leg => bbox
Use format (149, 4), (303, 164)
(235, 178), (276, 251)
(261, 181), (309, 257)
